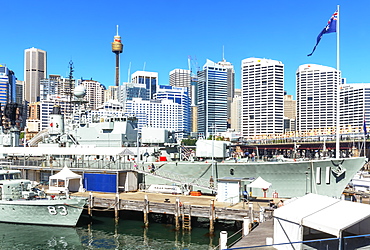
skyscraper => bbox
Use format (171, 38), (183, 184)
(216, 59), (235, 120)
(284, 94), (296, 132)
(131, 71), (158, 100)
(78, 79), (106, 110)
(24, 47), (46, 103)
(0, 64), (16, 105)
(241, 58), (284, 137)
(230, 89), (242, 133)
(296, 64), (341, 132)
(340, 83), (370, 130)
(155, 85), (191, 136)
(197, 59), (229, 137)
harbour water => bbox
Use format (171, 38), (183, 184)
(0, 214), (240, 249)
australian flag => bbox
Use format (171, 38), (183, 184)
(307, 10), (338, 56)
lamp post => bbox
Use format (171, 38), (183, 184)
(135, 128), (140, 163)
(210, 124), (216, 179)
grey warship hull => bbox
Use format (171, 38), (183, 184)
(145, 157), (367, 198)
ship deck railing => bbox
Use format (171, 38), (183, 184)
(8, 158), (217, 192)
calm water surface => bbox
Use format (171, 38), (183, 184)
(0, 215), (240, 250)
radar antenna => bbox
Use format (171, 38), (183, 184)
(68, 60), (74, 114)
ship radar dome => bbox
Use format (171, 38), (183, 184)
(74, 85), (86, 98)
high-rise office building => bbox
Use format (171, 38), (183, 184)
(78, 79), (106, 110)
(15, 80), (24, 104)
(197, 59), (229, 137)
(155, 85), (191, 136)
(119, 82), (148, 102)
(241, 58), (284, 137)
(0, 64), (16, 105)
(296, 64), (341, 132)
(125, 98), (187, 139)
(104, 86), (119, 102)
(169, 69), (191, 87)
(131, 71), (158, 100)
(217, 59), (235, 120)
(24, 47), (46, 103)
(340, 83), (370, 130)
(284, 94), (296, 132)
(169, 69), (192, 100)
(40, 75), (75, 101)
(230, 89), (242, 133)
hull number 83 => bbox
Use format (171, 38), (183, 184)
(47, 206), (68, 216)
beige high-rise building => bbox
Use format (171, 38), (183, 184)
(230, 89), (242, 132)
(24, 47), (46, 103)
(78, 79), (105, 110)
(284, 94), (296, 119)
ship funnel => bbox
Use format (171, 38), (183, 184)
(49, 105), (64, 135)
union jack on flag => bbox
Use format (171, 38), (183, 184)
(307, 10), (338, 56)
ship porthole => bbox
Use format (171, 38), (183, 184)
(230, 168), (234, 175)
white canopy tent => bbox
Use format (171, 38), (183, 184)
(247, 177), (272, 189)
(49, 166), (84, 193)
(273, 193), (370, 250)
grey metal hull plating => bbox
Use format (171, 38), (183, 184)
(0, 198), (86, 226)
(146, 157), (367, 198)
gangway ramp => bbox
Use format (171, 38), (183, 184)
(134, 167), (217, 192)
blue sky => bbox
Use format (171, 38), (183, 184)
(1, 1), (369, 98)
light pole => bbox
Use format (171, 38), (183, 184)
(135, 128), (140, 163)
(211, 124), (216, 178)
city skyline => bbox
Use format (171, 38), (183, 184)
(2, 1), (370, 98)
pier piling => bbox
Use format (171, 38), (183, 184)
(88, 192), (93, 217)
(143, 195), (149, 227)
(209, 199), (215, 235)
(115, 193), (120, 223)
(175, 197), (180, 231)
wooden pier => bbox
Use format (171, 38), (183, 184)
(72, 191), (272, 233)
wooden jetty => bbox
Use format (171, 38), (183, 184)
(72, 191), (274, 233)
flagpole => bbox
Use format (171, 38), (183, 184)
(335, 5), (340, 159)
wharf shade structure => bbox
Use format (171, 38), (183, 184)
(273, 193), (370, 250)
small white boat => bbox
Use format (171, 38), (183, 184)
(0, 167), (86, 226)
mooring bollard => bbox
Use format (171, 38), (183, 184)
(266, 237), (273, 245)
(259, 207), (265, 223)
(219, 231), (228, 250)
(248, 202), (254, 222)
(243, 217), (251, 236)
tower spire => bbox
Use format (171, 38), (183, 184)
(112, 25), (123, 86)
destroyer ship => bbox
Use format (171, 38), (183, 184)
(0, 94), (366, 199)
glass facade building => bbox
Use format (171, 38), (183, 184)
(197, 59), (229, 137)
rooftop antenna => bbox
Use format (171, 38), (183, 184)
(68, 60), (74, 114)
(127, 62), (131, 83)
(222, 45), (225, 61)
(143, 62), (146, 71)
